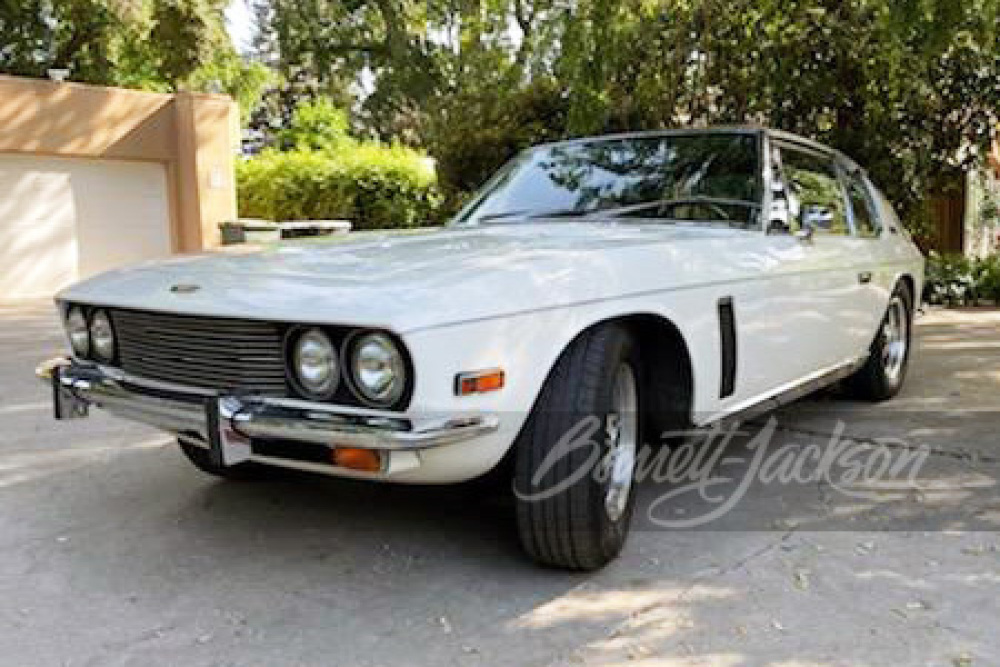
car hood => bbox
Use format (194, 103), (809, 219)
(60, 222), (753, 333)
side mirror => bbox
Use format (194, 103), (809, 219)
(800, 205), (832, 231)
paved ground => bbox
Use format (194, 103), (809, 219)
(1, 301), (998, 666)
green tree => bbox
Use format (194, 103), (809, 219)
(253, 0), (565, 141)
(0, 0), (271, 121)
(0, 0), (143, 84)
(188, 50), (276, 124)
(252, 0), (1000, 227)
(553, 0), (1000, 234)
(277, 96), (354, 151)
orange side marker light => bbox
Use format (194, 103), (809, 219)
(332, 447), (382, 472)
(455, 369), (505, 396)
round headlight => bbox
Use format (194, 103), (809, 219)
(350, 333), (406, 406)
(65, 307), (90, 358)
(291, 329), (339, 398)
(89, 310), (116, 362)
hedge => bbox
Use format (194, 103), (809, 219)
(923, 252), (1000, 306)
(236, 144), (443, 231)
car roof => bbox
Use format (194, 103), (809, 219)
(534, 126), (861, 172)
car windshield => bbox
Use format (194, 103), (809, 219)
(453, 132), (763, 229)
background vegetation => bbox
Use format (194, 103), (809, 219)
(0, 0), (273, 122)
(236, 99), (440, 228)
(250, 0), (1000, 237)
(2, 0), (998, 234)
(924, 252), (1000, 305)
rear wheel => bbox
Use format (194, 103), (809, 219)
(845, 282), (913, 401)
(177, 439), (279, 481)
(513, 324), (641, 570)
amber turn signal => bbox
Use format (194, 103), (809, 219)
(455, 368), (505, 396)
(332, 447), (382, 472)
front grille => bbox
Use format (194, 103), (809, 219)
(110, 310), (289, 396)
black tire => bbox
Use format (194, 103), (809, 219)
(844, 282), (913, 401)
(513, 324), (642, 570)
(177, 439), (280, 481)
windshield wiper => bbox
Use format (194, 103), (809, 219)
(476, 208), (593, 223)
(594, 197), (761, 219)
(474, 198), (760, 224)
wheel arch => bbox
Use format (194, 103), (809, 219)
(537, 312), (696, 442)
(404, 307), (700, 483)
(897, 273), (915, 305)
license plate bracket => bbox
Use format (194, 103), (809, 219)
(52, 366), (89, 420)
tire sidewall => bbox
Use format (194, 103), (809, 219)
(513, 323), (644, 569)
(588, 330), (642, 555)
(875, 284), (913, 396)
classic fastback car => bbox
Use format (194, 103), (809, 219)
(39, 128), (924, 570)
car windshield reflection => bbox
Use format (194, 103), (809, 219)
(454, 132), (763, 229)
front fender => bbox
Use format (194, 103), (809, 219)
(397, 299), (704, 482)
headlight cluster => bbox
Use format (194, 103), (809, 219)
(64, 306), (117, 363)
(287, 328), (410, 408)
(291, 329), (340, 399)
(62, 305), (410, 410)
(350, 333), (407, 406)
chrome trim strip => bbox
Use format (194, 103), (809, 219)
(701, 355), (868, 428)
(37, 357), (499, 452)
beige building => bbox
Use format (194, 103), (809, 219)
(0, 75), (237, 299)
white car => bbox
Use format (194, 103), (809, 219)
(40, 128), (924, 569)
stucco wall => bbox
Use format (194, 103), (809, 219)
(0, 75), (236, 252)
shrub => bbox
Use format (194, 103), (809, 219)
(277, 98), (354, 152)
(336, 144), (441, 230)
(236, 145), (442, 230)
(976, 255), (1000, 304)
(922, 251), (1000, 306)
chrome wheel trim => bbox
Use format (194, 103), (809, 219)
(881, 296), (908, 383)
(604, 362), (638, 522)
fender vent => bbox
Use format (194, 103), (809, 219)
(718, 297), (737, 399)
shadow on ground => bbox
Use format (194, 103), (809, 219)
(1, 303), (998, 666)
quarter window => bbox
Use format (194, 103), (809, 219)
(846, 172), (881, 238)
(777, 147), (849, 235)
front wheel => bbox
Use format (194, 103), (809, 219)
(845, 282), (913, 401)
(513, 324), (642, 570)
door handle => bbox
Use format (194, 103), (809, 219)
(858, 271), (872, 284)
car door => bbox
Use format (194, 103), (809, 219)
(766, 142), (868, 372)
(838, 168), (892, 354)
(720, 141), (851, 408)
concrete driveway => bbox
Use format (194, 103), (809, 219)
(1, 302), (998, 666)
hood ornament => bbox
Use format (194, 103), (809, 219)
(170, 283), (201, 294)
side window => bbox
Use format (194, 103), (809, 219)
(845, 172), (882, 238)
(777, 146), (849, 235)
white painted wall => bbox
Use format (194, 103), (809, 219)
(0, 155), (171, 299)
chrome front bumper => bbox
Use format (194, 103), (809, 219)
(37, 357), (499, 453)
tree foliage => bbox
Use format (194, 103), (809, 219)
(257, 0), (999, 232)
(551, 0), (1000, 235)
(0, 0), (270, 119)
(276, 96), (354, 151)
(2, 0), (997, 234)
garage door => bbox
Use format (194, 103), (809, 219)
(0, 155), (172, 299)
